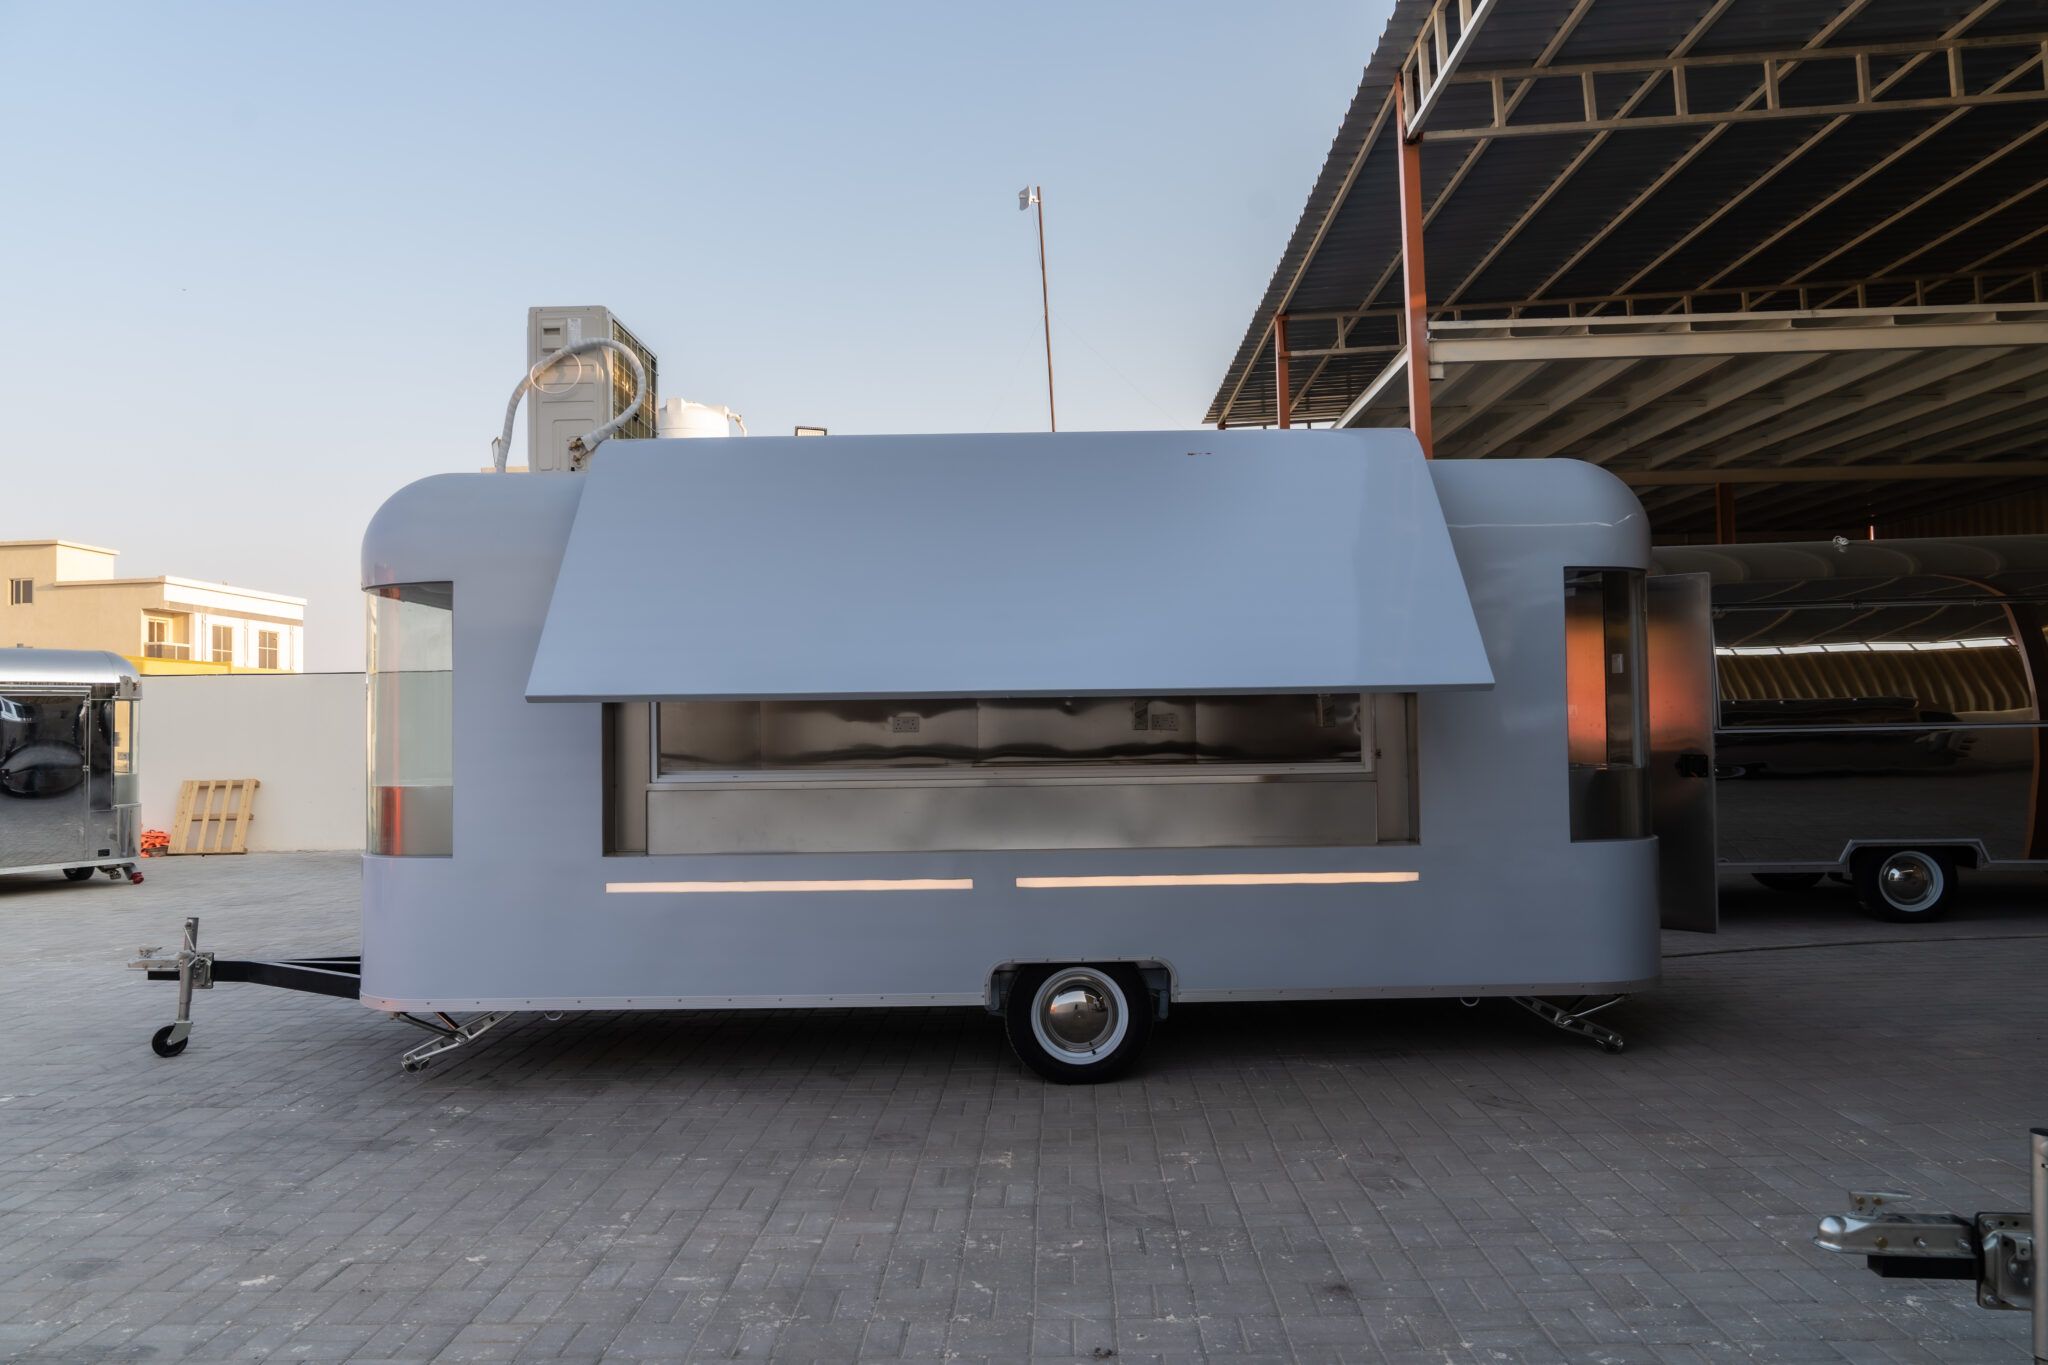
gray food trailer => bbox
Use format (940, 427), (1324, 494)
(1, 649), (144, 884)
(1656, 536), (2048, 922)
(137, 429), (1723, 1076)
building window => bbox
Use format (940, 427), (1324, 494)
(257, 630), (280, 670)
(7, 578), (29, 605)
(143, 615), (190, 661)
(210, 623), (235, 664)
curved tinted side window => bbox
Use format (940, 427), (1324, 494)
(1714, 603), (2039, 724)
(367, 583), (453, 855)
(0, 696), (86, 798)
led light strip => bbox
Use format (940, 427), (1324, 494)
(607, 879), (973, 894)
(1014, 871), (1419, 889)
(1717, 637), (2013, 656)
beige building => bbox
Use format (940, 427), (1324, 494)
(1, 540), (304, 674)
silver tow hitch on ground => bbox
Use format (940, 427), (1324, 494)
(129, 917), (210, 1057)
(1812, 1129), (2046, 1360)
(128, 916), (513, 1072)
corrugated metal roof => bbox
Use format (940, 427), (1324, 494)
(1205, 0), (2048, 535)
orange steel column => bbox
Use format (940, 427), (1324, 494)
(1274, 314), (1292, 428)
(1395, 82), (1433, 457)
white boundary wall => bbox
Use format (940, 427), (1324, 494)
(139, 673), (365, 851)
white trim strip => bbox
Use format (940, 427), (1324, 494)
(1014, 872), (1419, 889)
(606, 879), (974, 894)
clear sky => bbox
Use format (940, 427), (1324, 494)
(1, 1), (1388, 669)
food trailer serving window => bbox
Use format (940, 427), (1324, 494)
(534, 433), (1481, 855)
(615, 691), (1416, 855)
(656, 694), (1363, 771)
(523, 433), (1494, 704)
(366, 583), (453, 856)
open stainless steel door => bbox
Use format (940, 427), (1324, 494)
(1647, 573), (1718, 932)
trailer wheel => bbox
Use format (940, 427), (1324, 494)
(1853, 849), (1956, 922)
(1005, 964), (1150, 1084)
(62, 867), (96, 882)
(1752, 872), (1823, 893)
(150, 1026), (187, 1058)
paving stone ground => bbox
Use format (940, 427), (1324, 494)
(2, 854), (2044, 1364)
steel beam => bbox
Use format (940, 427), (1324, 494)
(1431, 361), (1545, 441)
(1702, 347), (2008, 466)
(1639, 349), (1909, 467)
(1274, 314), (1292, 429)
(1614, 460), (2048, 485)
(1400, 0), (1501, 138)
(1422, 87), (2048, 141)
(1342, 0), (1600, 340)
(1786, 352), (2048, 462)
(1576, 352), (1826, 465)
(1396, 82), (1433, 455)
(1338, 352), (1410, 428)
(1460, 357), (1651, 459)
(1437, 0), (1738, 310)
(1427, 308), (2048, 364)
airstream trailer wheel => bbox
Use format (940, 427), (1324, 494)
(1853, 848), (1956, 922)
(150, 1025), (187, 1058)
(1005, 964), (1151, 1084)
(62, 867), (96, 882)
(1752, 872), (1823, 893)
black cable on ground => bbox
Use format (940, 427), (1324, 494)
(1665, 931), (2048, 959)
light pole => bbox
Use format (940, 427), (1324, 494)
(1019, 186), (1055, 431)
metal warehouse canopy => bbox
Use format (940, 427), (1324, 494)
(1207, 0), (2048, 537)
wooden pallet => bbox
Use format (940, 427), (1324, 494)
(169, 779), (260, 855)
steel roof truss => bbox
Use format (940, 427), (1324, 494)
(1578, 352), (1828, 466)
(1782, 349), (2048, 464)
(1348, 0), (1601, 322)
(1516, 0), (1884, 309)
(1637, 348), (1908, 467)
(1615, 3), (2008, 301)
(1431, 359), (1546, 440)
(1438, 0), (1738, 310)
(1703, 346), (2011, 466)
(1421, 30), (2048, 141)
(1449, 351), (1654, 458)
(1400, 0), (1501, 139)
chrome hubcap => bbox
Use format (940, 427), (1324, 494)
(1034, 970), (1123, 1057)
(1879, 854), (1939, 910)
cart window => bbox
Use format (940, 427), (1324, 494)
(629, 692), (1409, 855)
(0, 695), (86, 798)
(366, 582), (453, 855)
(1566, 569), (1647, 841)
(108, 699), (135, 775)
(1712, 601), (2037, 724)
(655, 694), (1365, 772)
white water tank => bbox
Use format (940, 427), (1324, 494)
(657, 398), (744, 438)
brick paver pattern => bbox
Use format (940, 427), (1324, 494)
(2, 854), (2043, 1363)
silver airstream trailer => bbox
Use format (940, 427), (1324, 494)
(1655, 536), (2048, 922)
(138, 429), (1717, 1076)
(1, 649), (144, 884)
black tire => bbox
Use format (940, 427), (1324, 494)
(1751, 872), (1823, 893)
(1004, 963), (1152, 1084)
(62, 867), (96, 882)
(150, 1025), (187, 1058)
(1853, 848), (1957, 922)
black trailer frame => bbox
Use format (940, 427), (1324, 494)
(130, 917), (511, 1070)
